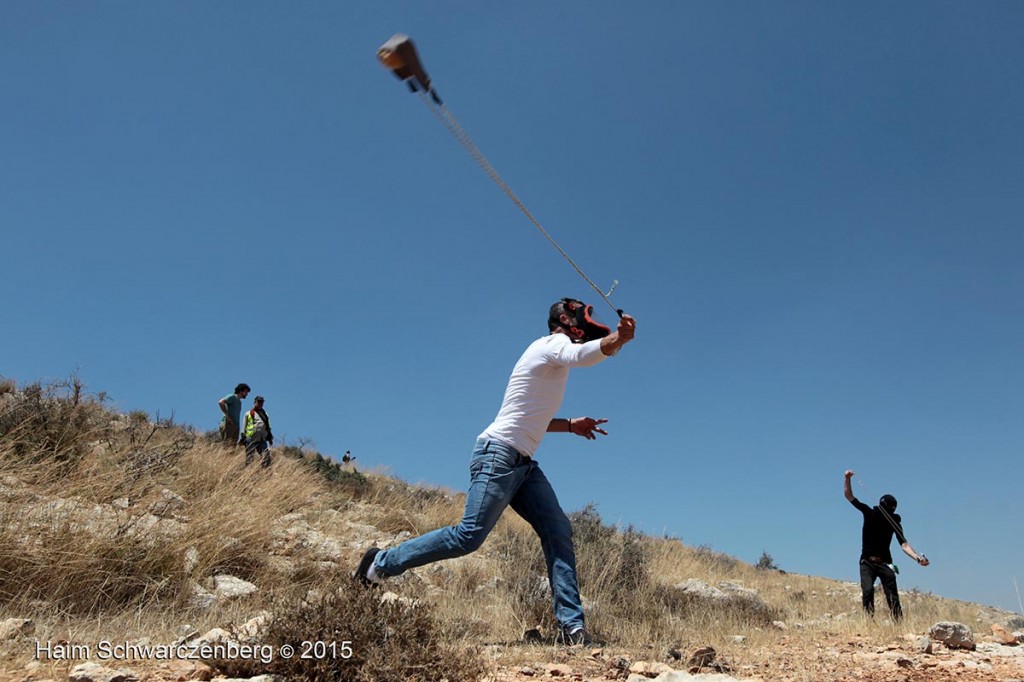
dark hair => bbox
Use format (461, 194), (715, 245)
(548, 301), (567, 332)
(254, 395), (265, 403)
(235, 383), (251, 394)
(879, 494), (898, 512)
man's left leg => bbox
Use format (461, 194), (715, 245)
(877, 565), (903, 622)
(509, 461), (585, 635)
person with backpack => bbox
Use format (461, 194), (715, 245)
(243, 395), (274, 468)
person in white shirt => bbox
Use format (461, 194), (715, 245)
(355, 298), (636, 646)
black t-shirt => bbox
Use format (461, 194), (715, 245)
(850, 497), (906, 563)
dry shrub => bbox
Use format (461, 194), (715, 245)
(212, 578), (487, 682)
(0, 504), (185, 613)
(0, 398), (325, 616)
(0, 376), (112, 476)
(360, 478), (464, 536)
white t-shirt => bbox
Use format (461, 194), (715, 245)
(480, 333), (608, 458)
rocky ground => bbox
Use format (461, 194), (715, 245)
(1, 623), (1022, 682)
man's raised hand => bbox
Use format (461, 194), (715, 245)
(570, 417), (609, 440)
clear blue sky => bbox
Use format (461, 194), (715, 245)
(2, 2), (1021, 611)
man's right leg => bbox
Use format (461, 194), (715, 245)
(859, 560), (877, 615)
(372, 439), (529, 578)
(509, 461), (585, 634)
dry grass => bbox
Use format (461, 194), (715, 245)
(0, 377), (1015, 680)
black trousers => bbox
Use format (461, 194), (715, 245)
(859, 559), (902, 621)
(244, 438), (271, 468)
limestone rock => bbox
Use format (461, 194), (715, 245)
(913, 636), (933, 654)
(212, 574), (258, 600)
(68, 662), (139, 682)
(675, 579), (728, 600)
(238, 612), (271, 642)
(717, 581), (759, 599)
(544, 663), (573, 676)
(991, 623), (1018, 645)
(148, 488), (186, 517)
(630, 660), (675, 676)
(929, 621), (976, 650)
(188, 582), (217, 609)
(0, 618), (34, 640)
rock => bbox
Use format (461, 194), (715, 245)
(380, 591), (417, 607)
(183, 547), (200, 575)
(991, 623), (1018, 645)
(772, 620), (788, 630)
(929, 621), (976, 650)
(913, 636), (933, 654)
(519, 666), (536, 676)
(629, 660), (675, 676)
(607, 656), (632, 674)
(544, 663), (573, 676)
(68, 662), (139, 682)
(687, 646), (716, 668)
(238, 612), (271, 642)
(0, 618), (34, 640)
(148, 488), (186, 517)
(675, 579), (729, 601)
(191, 627), (232, 648)
(717, 581), (759, 599)
(641, 673), (742, 682)
(730, 635), (746, 644)
(522, 628), (543, 643)
(163, 659), (213, 682)
(188, 582), (217, 609)
(212, 574), (258, 600)
(895, 656), (914, 668)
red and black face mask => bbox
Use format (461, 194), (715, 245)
(551, 298), (611, 343)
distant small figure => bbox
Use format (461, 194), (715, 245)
(342, 450), (355, 464)
(843, 470), (929, 622)
(243, 396), (274, 468)
(218, 383), (250, 446)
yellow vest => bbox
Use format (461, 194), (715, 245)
(244, 410), (267, 439)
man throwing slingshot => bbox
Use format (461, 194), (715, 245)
(844, 470), (929, 622)
(355, 298), (636, 646)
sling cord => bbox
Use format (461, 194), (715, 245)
(417, 90), (622, 318)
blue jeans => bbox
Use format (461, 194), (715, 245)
(374, 437), (584, 631)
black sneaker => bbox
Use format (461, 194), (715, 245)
(354, 547), (381, 586)
(557, 626), (605, 648)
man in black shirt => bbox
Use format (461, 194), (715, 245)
(844, 470), (929, 621)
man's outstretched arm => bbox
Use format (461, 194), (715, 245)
(547, 417), (609, 440)
(900, 542), (930, 566)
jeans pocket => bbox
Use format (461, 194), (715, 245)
(469, 441), (519, 480)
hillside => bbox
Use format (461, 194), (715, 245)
(0, 378), (1021, 682)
